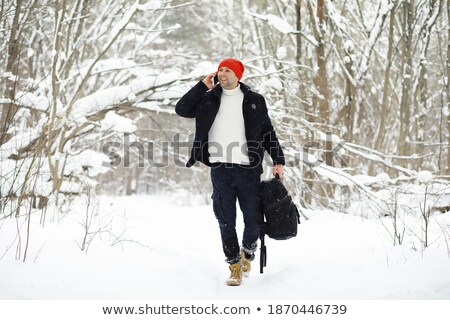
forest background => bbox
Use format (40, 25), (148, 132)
(1, 0), (450, 262)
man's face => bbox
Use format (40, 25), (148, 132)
(218, 67), (239, 89)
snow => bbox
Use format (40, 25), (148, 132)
(266, 14), (293, 34)
(417, 170), (433, 184)
(344, 39), (355, 52)
(137, 0), (162, 11)
(352, 174), (378, 185)
(27, 48), (34, 58)
(148, 84), (186, 100)
(67, 150), (111, 177)
(442, 76), (448, 86)
(356, 2), (392, 79)
(2, 72), (18, 82)
(188, 61), (216, 78)
(100, 111), (137, 133)
(72, 86), (133, 119)
(127, 92), (136, 100)
(314, 164), (353, 187)
(259, 78), (283, 92)
(316, 131), (342, 144)
(276, 46), (287, 60)
(16, 91), (50, 111)
(249, 12), (293, 34)
(0, 157), (52, 197)
(135, 101), (176, 115)
(351, 173), (391, 187)
(71, 71), (181, 120)
(349, 181), (450, 220)
(376, 172), (391, 185)
(1, 194), (449, 299)
(442, 106), (449, 117)
(72, 59), (139, 79)
(0, 125), (42, 160)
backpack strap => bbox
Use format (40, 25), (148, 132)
(259, 195), (267, 274)
(260, 234), (267, 274)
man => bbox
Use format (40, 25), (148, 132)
(175, 58), (285, 286)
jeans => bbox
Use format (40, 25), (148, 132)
(210, 164), (261, 264)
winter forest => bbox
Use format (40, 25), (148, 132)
(1, 0), (450, 300)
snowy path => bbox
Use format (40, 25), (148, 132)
(1, 195), (450, 299)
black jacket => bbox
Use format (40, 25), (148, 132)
(175, 81), (285, 174)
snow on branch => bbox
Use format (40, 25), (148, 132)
(356, 0), (391, 80)
(71, 71), (181, 120)
(0, 93), (49, 113)
(67, 1), (141, 114)
(137, 1), (194, 11)
(71, 59), (218, 121)
(343, 143), (418, 177)
(0, 125), (43, 161)
(100, 112), (137, 133)
(0, 158), (52, 198)
(246, 11), (294, 34)
(294, 117), (422, 180)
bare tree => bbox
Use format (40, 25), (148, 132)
(374, 0), (398, 153)
(1, 0), (23, 144)
(397, 0), (415, 165)
(447, 0), (450, 175)
(413, 0), (442, 169)
(307, 0), (330, 128)
(1, 0), (449, 222)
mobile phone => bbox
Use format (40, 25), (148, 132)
(213, 74), (219, 86)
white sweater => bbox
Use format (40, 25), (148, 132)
(208, 85), (250, 165)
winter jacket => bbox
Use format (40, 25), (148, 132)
(175, 81), (285, 174)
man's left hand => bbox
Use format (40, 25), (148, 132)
(273, 164), (283, 178)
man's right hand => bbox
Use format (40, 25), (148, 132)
(202, 72), (217, 90)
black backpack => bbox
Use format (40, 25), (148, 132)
(259, 175), (300, 273)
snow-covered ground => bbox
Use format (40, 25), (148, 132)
(1, 194), (450, 300)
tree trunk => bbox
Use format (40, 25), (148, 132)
(397, 0), (415, 166)
(0, 1), (4, 30)
(415, 0), (441, 169)
(447, 0), (450, 174)
(296, 0), (313, 205)
(306, 0), (332, 205)
(295, 0), (306, 112)
(295, 0), (302, 66)
(314, 0), (330, 126)
(343, 43), (355, 143)
(47, 0), (67, 193)
(0, 0), (23, 145)
(374, 0), (397, 152)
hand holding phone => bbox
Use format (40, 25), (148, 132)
(202, 72), (218, 89)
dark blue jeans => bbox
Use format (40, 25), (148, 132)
(210, 164), (261, 264)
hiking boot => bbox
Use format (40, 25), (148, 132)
(226, 262), (242, 286)
(240, 249), (251, 277)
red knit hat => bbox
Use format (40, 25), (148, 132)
(217, 58), (245, 80)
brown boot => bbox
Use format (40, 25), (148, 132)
(240, 249), (251, 277)
(226, 262), (242, 286)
